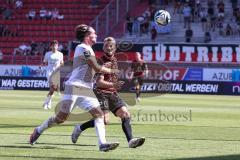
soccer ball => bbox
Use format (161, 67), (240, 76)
(154, 10), (171, 26)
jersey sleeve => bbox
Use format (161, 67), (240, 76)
(82, 49), (91, 60)
(74, 45), (92, 60)
(43, 52), (48, 63)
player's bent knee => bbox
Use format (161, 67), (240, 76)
(55, 111), (69, 124)
(89, 107), (104, 118)
(122, 111), (130, 119)
(116, 107), (130, 119)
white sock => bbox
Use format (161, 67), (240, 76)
(47, 95), (52, 101)
(37, 117), (56, 134)
(94, 117), (106, 145)
(44, 95), (52, 104)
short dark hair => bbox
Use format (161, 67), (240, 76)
(50, 40), (58, 46)
(75, 24), (91, 42)
(104, 37), (116, 44)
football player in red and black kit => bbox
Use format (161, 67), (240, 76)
(130, 52), (148, 102)
(71, 37), (145, 148)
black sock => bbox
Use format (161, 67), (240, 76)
(80, 119), (95, 131)
(121, 117), (133, 142)
(136, 91), (140, 98)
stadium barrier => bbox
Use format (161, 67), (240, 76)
(1, 76), (240, 95)
(70, 42), (240, 63)
(0, 76), (48, 90)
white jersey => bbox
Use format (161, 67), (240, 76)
(43, 51), (63, 76)
(65, 43), (95, 88)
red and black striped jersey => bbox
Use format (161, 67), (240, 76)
(131, 60), (147, 77)
(94, 55), (118, 93)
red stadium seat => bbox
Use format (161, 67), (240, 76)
(0, 0), (110, 64)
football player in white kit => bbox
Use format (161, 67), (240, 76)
(29, 24), (120, 152)
(41, 40), (64, 109)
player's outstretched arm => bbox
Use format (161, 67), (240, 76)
(96, 75), (124, 90)
(87, 56), (119, 74)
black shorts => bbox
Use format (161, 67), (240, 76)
(133, 76), (144, 86)
(93, 89), (126, 115)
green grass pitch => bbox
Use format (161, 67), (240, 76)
(0, 90), (240, 160)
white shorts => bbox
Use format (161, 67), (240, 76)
(60, 85), (100, 113)
(47, 70), (60, 87)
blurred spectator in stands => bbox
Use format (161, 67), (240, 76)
(13, 43), (31, 56)
(0, 6), (5, 14)
(0, 24), (4, 36)
(126, 12), (133, 35)
(195, 0), (201, 20)
(232, 20), (239, 35)
(205, 17), (211, 32)
(0, 25), (19, 37)
(210, 15), (216, 32)
(0, 49), (3, 63)
(235, 9), (240, 25)
(200, 7), (207, 31)
(217, 17), (224, 35)
(233, 7), (239, 18)
(2, 7), (13, 20)
(132, 17), (139, 34)
(52, 8), (59, 20)
(15, 0), (23, 9)
(60, 43), (68, 55)
(231, 0), (238, 10)
(217, 0), (225, 20)
(151, 26), (157, 41)
(37, 42), (49, 55)
(204, 32), (211, 43)
(46, 10), (52, 20)
(141, 11), (150, 35)
(6, 0), (15, 5)
(27, 9), (36, 20)
(148, 0), (156, 5)
(35, 43), (44, 55)
(149, 5), (157, 21)
(189, 0), (195, 22)
(182, 3), (191, 28)
(143, 9), (151, 19)
(89, 0), (98, 8)
(156, 0), (168, 9)
(39, 7), (47, 19)
(225, 23), (233, 36)
(58, 43), (63, 51)
(2, 25), (11, 36)
(173, 0), (182, 15)
(30, 41), (37, 55)
(57, 13), (64, 20)
(9, 25), (19, 37)
(237, 24), (240, 36)
(185, 26), (193, 42)
(207, 0), (215, 18)
(138, 16), (145, 36)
